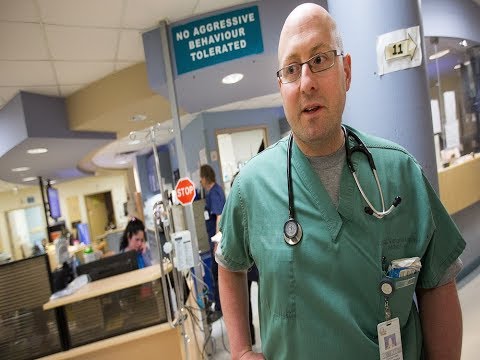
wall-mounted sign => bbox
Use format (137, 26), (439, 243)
(171, 5), (264, 75)
(376, 26), (422, 75)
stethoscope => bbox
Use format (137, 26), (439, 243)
(283, 126), (402, 246)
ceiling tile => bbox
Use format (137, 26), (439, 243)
(123, 0), (196, 28)
(0, 0), (40, 22)
(0, 87), (20, 103)
(115, 61), (136, 72)
(54, 61), (114, 84)
(59, 84), (85, 97)
(0, 23), (49, 60)
(45, 25), (119, 61)
(0, 61), (56, 86)
(38, 0), (124, 27)
(193, 0), (255, 16)
(117, 30), (145, 61)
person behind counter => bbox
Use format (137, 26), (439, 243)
(119, 217), (152, 269)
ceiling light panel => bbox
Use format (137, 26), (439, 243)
(222, 73), (244, 84)
(11, 167), (30, 172)
(27, 148), (48, 154)
(22, 177), (37, 182)
(429, 49), (450, 60)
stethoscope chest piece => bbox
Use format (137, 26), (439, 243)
(284, 218), (303, 246)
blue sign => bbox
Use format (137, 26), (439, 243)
(171, 5), (263, 75)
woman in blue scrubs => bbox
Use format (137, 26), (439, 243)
(119, 217), (152, 269)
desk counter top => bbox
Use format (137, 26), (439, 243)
(44, 263), (171, 310)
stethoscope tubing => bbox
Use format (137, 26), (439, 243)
(285, 126), (401, 245)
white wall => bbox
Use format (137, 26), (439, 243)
(0, 186), (43, 256)
(56, 174), (129, 232)
(0, 174), (128, 255)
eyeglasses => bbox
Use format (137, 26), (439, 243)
(276, 50), (344, 84)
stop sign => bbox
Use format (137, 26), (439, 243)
(175, 177), (196, 205)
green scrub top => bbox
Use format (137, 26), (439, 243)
(217, 126), (465, 360)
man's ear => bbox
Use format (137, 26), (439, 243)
(343, 53), (352, 91)
(277, 77), (283, 90)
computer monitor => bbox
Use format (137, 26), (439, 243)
(47, 186), (61, 220)
(76, 251), (138, 281)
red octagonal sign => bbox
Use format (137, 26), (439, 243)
(175, 177), (196, 206)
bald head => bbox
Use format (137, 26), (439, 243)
(278, 3), (342, 66)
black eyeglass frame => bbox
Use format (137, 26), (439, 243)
(276, 49), (344, 84)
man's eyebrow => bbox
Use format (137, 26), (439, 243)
(281, 43), (331, 65)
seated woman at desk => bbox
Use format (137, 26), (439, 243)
(119, 218), (152, 269)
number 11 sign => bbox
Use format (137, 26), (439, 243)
(376, 26), (421, 76)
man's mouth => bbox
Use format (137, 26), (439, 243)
(303, 105), (322, 113)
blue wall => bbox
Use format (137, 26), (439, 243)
(201, 108), (283, 182)
(163, 107), (284, 191)
(0, 93), (27, 156)
(136, 145), (172, 200)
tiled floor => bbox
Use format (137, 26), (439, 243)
(208, 266), (480, 359)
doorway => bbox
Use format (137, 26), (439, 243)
(6, 205), (47, 260)
(84, 191), (116, 242)
(216, 127), (268, 196)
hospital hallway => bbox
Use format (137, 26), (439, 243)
(209, 265), (480, 359)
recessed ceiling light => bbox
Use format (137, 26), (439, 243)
(429, 49), (450, 60)
(222, 73), (244, 84)
(131, 114), (147, 122)
(464, 60), (471, 66)
(128, 139), (141, 145)
(22, 177), (37, 182)
(453, 64), (461, 70)
(12, 167), (30, 172)
(117, 159), (129, 165)
(27, 147), (48, 154)
(49, 180), (57, 184)
(459, 40), (468, 47)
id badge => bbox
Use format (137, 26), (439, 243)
(377, 317), (403, 360)
(204, 210), (210, 220)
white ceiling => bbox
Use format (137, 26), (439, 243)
(0, 0), (256, 108)
(0, 0), (258, 191)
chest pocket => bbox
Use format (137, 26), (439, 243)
(380, 272), (419, 327)
(257, 241), (296, 320)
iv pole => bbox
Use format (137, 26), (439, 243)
(160, 19), (207, 357)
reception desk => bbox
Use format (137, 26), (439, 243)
(41, 265), (202, 360)
(438, 154), (480, 214)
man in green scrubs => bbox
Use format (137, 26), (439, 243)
(216, 3), (465, 360)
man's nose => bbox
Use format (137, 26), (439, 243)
(299, 63), (316, 92)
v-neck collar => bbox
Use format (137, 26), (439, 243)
(291, 140), (348, 242)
